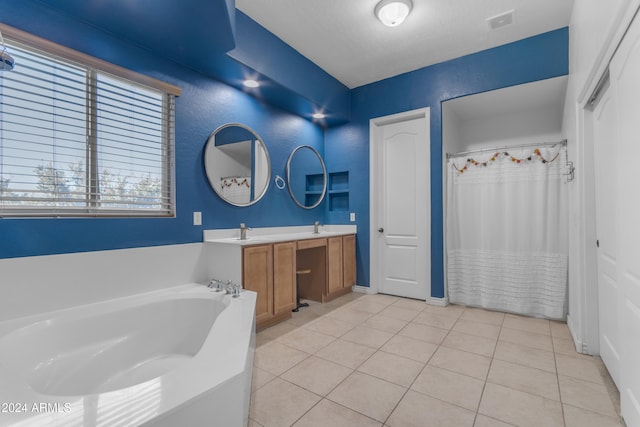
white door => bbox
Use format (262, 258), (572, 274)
(371, 109), (430, 300)
(609, 12), (640, 426)
(592, 80), (622, 388)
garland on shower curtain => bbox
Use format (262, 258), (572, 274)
(452, 148), (560, 174)
(220, 177), (251, 188)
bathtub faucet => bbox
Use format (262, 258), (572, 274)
(232, 282), (241, 298)
(208, 278), (224, 292)
(313, 221), (322, 234)
(240, 223), (252, 240)
(223, 280), (241, 298)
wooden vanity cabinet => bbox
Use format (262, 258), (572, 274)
(324, 234), (357, 302)
(273, 241), (297, 316)
(242, 234), (355, 329)
(327, 237), (343, 295)
(242, 244), (274, 326)
(243, 242), (296, 331)
(343, 234), (357, 289)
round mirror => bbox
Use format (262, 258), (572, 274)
(204, 123), (271, 206)
(286, 145), (327, 209)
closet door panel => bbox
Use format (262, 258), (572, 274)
(609, 11), (640, 426)
(592, 83), (621, 388)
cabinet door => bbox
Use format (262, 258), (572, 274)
(273, 242), (297, 315)
(327, 236), (343, 294)
(343, 234), (356, 288)
(243, 245), (274, 325)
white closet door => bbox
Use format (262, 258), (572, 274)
(592, 81), (622, 388)
(609, 11), (640, 426)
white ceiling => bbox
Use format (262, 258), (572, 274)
(236, 0), (574, 89)
(444, 75), (568, 121)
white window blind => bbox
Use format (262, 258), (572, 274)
(0, 39), (176, 217)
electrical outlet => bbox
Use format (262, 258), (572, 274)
(193, 211), (202, 226)
(350, 212), (356, 222)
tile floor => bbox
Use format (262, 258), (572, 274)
(249, 292), (624, 427)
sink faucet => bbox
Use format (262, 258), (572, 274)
(240, 223), (252, 240)
(313, 221), (322, 234)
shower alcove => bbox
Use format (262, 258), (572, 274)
(443, 76), (567, 157)
(442, 75), (569, 317)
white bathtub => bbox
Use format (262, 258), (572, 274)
(0, 284), (256, 427)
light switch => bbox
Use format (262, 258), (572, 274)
(350, 212), (356, 222)
(193, 211), (202, 226)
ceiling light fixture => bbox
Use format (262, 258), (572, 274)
(375, 0), (413, 27)
(312, 113), (325, 119)
(243, 79), (259, 88)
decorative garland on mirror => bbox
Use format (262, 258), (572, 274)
(221, 177), (250, 188)
(452, 148), (561, 174)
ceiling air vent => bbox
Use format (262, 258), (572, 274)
(487, 10), (515, 30)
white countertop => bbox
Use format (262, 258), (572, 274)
(203, 225), (357, 246)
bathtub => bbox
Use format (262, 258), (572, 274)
(0, 284), (256, 427)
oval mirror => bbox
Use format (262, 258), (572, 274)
(204, 123), (271, 206)
(286, 145), (327, 209)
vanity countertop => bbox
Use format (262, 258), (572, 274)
(203, 225), (356, 246)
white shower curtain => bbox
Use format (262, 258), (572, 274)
(220, 176), (251, 204)
(446, 145), (568, 319)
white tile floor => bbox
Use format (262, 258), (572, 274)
(249, 292), (624, 427)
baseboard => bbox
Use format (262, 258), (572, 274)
(352, 285), (377, 295)
(353, 286), (450, 304)
(427, 296), (449, 307)
(566, 314), (587, 355)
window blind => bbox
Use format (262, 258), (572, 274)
(0, 39), (175, 217)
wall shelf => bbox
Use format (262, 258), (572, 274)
(328, 171), (349, 212)
(304, 173), (325, 206)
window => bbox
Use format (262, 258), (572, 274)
(0, 30), (179, 217)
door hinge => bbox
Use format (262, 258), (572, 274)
(596, 239), (600, 248)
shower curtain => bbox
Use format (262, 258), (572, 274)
(446, 145), (568, 319)
(220, 176), (251, 204)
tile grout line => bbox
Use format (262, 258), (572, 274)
(386, 304), (510, 423)
(379, 336), (436, 422)
(303, 299), (411, 425)
(550, 322), (568, 427)
(270, 295), (365, 426)
(321, 300), (422, 424)
(251, 295), (363, 423)
(470, 309), (505, 426)
(380, 304), (468, 426)
(279, 296), (411, 425)
(254, 294), (579, 427)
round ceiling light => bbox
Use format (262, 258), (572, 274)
(375, 0), (413, 27)
(312, 112), (325, 119)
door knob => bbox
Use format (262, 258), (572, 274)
(378, 228), (384, 233)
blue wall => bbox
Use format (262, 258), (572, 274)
(325, 28), (569, 297)
(0, 3), (326, 259)
(0, 0), (569, 303)
(229, 11), (351, 125)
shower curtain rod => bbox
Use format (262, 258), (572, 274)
(446, 139), (567, 160)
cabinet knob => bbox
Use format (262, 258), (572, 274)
(378, 228), (384, 233)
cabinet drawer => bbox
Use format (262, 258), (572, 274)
(297, 238), (327, 250)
